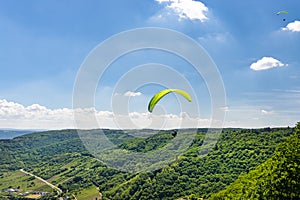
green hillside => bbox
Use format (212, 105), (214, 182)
(0, 126), (297, 199)
(210, 122), (300, 200)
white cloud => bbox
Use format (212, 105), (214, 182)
(1, 99), (296, 130)
(250, 57), (287, 71)
(220, 106), (229, 112)
(286, 90), (300, 93)
(198, 33), (230, 44)
(222, 105), (297, 128)
(0, 99), (75, 129)
(282, 20), (300, 32)
(124, 91), (142, 97)
(0, 99), (214, 130)
(261, 109), (273, 115)
(155, 0), (209, 22)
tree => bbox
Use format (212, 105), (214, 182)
(210, 122), (300, 200)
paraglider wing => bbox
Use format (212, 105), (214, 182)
(148, 89), (192, 113)
(276, 10), (288, 15)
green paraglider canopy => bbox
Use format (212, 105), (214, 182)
(276, 10), (288, 15)
(148, 89), (192, 113)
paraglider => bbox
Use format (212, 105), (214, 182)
(276, 10), (288, 21)
(276, 10), (288, 15)
(171, 130), (178, 137)
(148, 89), (192, 113)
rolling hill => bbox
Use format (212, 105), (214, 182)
(0, 125), (298, 199)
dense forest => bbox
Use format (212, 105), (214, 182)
(210, 123), (300, 200)
(0, 124), (299, 199)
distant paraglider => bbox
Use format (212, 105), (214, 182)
(171, 130), (178, 137)
(148, 89), (192, 113)
(276, 10), (288, 21)
(276, 10), (288, 15)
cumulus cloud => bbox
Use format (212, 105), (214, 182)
(0, 99), (216, 130)
(0, 99), (75, 129)
(250, 57), (287, 71)
(155, 0), (209, 22)
(2, 99), (296, 130)
(124, 91), (142, 97)
(282, 20), (300, 32)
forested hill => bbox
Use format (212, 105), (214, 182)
(0, 126), (297, 199)
(210, 122), (300, 200)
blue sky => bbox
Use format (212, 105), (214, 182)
(0, 0), (300, 129)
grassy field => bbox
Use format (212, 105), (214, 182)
(75, 186), (101, 200)
(0, 169), (101, 199)
(0, 170), (53, 198)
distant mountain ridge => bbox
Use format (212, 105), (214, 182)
(0, 129), (39, 139)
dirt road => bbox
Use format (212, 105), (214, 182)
(20, 169), (62, 194)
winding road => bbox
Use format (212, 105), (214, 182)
(20, 169), (62, 194)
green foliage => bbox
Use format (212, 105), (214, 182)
(210, 122), (300, 200)
(0, 170), (55, 199)
(100, 127), (293, 199)
(0, 126), (297, 200)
